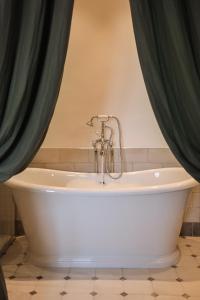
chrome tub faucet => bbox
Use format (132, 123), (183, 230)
(86, 115), (123, 184)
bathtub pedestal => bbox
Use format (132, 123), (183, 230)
(30, 248), (180, 268)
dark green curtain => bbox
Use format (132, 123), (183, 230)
(129, 0), (200, 182)
(0, 0), (74, 181)
(0, 0), (74, 298)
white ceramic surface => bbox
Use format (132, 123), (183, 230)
(6, 167), (198, 268)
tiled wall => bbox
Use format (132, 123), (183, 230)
(1, 148), (199, 236)
(30, 148), (180, 172)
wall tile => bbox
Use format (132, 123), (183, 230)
(180, 222), (193, 236)
(59, 149), (89, 163)
(43, 163), (75, 172)
(122, 148), (148, 163)
(161, 162), (181, 168)
(191, 193), (200, 208)
(184, 207), (200, 222)
(32, 149), (59, 163)
(193, 223), (200, 236)
(114, 162), (134, 173)
(133, 163), (162, 171)
(88, 149), (95, 163)
(185, 192), (193, 208)
(148, 148), (178, 163)
(73, 163), (95, 173)
(29, 163), (46, 169)
(192, 184), (200, 193)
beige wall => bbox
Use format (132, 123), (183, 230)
(42, 0), (167, 149)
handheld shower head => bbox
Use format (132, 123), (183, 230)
(86, 120), (93, 127)
(86, 115), (98, 127)
(86, 115), (112, 127)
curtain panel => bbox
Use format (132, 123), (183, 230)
(0, 0), (74, 298)
(0, 0), (74, 181)
(130, 0), (200, 182)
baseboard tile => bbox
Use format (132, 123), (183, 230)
(180, 222), (200, 236)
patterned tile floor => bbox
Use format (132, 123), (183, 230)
(1, 236), (200, 300)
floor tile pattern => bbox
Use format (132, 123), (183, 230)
(1, 236), (200, 300)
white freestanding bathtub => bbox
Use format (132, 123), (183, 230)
(6, 167), (198, 268)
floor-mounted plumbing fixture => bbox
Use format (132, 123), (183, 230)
(86, 115), (123, 184)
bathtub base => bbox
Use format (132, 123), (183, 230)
(30, 248), (180, 269)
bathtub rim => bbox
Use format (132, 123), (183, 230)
(5, 167), (198, 195)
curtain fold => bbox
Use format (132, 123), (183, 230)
(129, 0), (200, 182)
(0, 0), (74, 298)
(0, 267), (7, 300)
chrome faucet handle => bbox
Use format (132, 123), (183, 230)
(92, 140), (97, 148)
